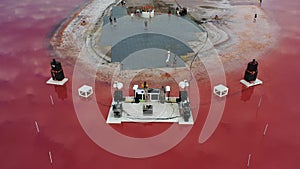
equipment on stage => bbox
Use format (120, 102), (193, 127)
(182, 101), (191, 122)
(113, 103), (122, 118)
(143, 104), (153, 115)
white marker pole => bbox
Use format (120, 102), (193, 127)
(263, 123), (269, 136)
(48, 151), (53, 164)
(258, 96), (262, 108)
(35, 121), (40, 133)
(247, 154), (251, 168)
(49, 95), (54, 105)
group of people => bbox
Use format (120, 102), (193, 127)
(109, 16), (117, 26)
(121, 0), (126, 6)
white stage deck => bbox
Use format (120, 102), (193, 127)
(106, 97), (194, 125)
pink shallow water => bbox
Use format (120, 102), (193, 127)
(0, 0), (300, 169)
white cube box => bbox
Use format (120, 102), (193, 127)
(213, 84), (228, 97)
(78, 85), (93, 98)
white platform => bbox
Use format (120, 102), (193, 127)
(213, 84), (229, 97)
(106, 98), (194, 125)
(78, 85), (93, 98)
(240, 79), (263, 87)
(46, 77), (68, 85)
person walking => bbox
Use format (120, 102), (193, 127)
(258, 0), (262, 7)
(173, 55), (177, 68)
(165, 50), (171, 67)
(109, 16), (113, 25)
(144, 20), (148, 30)
(253, 13), (257, 23)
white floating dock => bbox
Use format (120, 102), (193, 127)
(240, 78), (262, 87)
(46, 77), (68, 85)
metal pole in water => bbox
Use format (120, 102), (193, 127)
(35, 121), (40, 133)
(263, 123), (269, 136)
(49, 95), (54, 105)
(247, 154), (251, 168)
(258, 96), (262, 108)
(48, 151), (53, 164)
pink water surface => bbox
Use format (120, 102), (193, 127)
(0, 0), (300, 169)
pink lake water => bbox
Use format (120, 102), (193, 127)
(0, 0), (299, 169)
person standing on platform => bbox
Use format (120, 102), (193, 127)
(159, 86), (166, 103)
(142, 81), (149, 101)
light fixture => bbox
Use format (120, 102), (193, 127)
(113, 81), (123, 90)
(179, 80), (189, 89)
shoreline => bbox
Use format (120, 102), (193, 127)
(49, 0), (278, 84)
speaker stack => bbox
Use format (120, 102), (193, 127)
(244, 59), (258, 82)
(50, 59), (65, 81)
